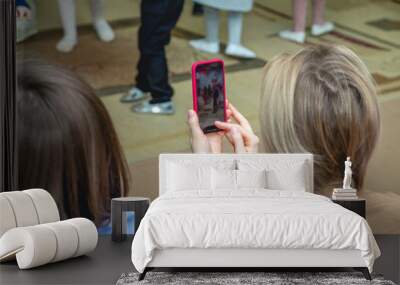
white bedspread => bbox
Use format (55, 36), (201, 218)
(131, 190), (380, 273)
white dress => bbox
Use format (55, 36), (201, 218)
(194, 0), (253, 12)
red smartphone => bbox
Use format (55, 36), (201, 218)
(191, 59), (227, 133)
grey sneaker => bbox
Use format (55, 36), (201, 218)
(120, 87), (147, 103)
(132, 100), (175, 115)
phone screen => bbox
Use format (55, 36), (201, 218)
(195, 61), (225, 133)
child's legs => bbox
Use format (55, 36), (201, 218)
(90, 0), (114, 42)
(204, 6), (219, 42)
(57, 0), (77, 40)
(91, 0), (105, 22)
(293, 0), (307, 32)
(227, 11), (242, 45)
(312, 0), (326, 25)
(225, 11), (255, 58)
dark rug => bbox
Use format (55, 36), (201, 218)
(116, 271), (396, 285)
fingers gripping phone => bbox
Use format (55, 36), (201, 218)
(192, 59), (227, 133)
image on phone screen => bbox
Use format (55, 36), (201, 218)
(195, 61), (225, 133)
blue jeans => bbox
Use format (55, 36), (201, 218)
(136, 0), (184, 104)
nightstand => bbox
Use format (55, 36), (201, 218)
(332, 198), (366, 218)
(111, 197), (150, 242)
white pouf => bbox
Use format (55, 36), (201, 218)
(24, 189), (60, 223)
(0, 196), (17, 237)
(0, 218), (98, 269)
(0, 191), (39, 227)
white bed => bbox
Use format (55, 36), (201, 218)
(131, 154), (380, 280)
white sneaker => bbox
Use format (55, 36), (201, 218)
(132, 100), (175, 115)
(225, 44), (256, 59)
(278, 30), (305, 43)
(311, 22), (335, 36)
(94, 19), (115, 42)
(121, 87), (147, 103)
(56, 36), (77, 53)
(189, 39), (219, 54)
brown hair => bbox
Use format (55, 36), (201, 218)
(260, 45), (380, 193)
(17, 59), (130, 225)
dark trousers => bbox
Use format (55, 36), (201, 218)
(136, 0), (184, 104)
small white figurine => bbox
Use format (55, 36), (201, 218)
(342, 156), (352, 189)
(332, 157), (357, 200)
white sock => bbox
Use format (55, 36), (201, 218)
(189, 39), (220, 53)
(56, 0), (77, 52)
(225, 11), (255, 58)
(278, 30), (305, 43)
(204, 6), (219, 43)
(225, 44), (256, 58)
(311, 22), (334, 36)
(91, 0), (114, 42)
(227, 11), (242, 45)
(189, 6), (220, 53)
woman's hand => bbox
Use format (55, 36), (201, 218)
(187, 109), (225, 153)
(215, 104), (259, 153)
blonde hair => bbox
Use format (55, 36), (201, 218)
(260, 45), (380, 193)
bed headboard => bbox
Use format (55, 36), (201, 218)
(159, 153), (314, 195)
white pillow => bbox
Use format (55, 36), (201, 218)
(212, 168), (237, 190)
(167, 163), (212, 191)
(167, 159), (236, 170)
(238, 159), (308, 191)
(236, 169), (267, 189)
(267, 163), (306, 191)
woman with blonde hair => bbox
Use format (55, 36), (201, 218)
(187, 45), (380, 194)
